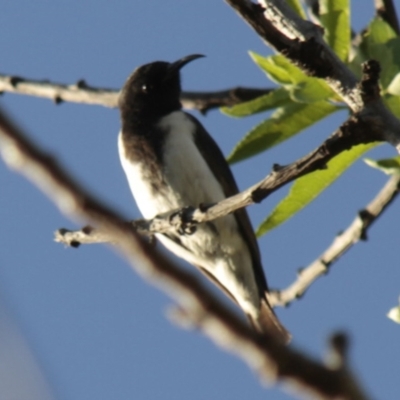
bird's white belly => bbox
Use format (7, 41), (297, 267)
(119, 112), (225, 218)
(118, 111), (259, 314)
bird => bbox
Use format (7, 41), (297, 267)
(118, 54), (290, 344)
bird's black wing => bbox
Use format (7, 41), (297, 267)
(186, 113), (269, 294)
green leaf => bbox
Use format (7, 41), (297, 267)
(250, 52), (307, 85)
(289, 79), (334, 103)
(221, 88), (291, 117)
(383, 94), (400, 118)
(250, 52), (335, 102)
(285, 0), (306, 19)
(362, 17), (400, 88)
(387, 73), (400, 95)
(256, 142), (377, 236)
(380, 38), (400, 88)
(387, 304), (400, 324)
(364, 156), (400, 175)
(365, 16), (397, 43)
(228, 101), (338, 163)
(222, 80), (334, 119)
(319, 0), (350, 61)
(347, 45), (367, 78)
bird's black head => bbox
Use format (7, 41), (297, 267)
(119, 54), (204, 125)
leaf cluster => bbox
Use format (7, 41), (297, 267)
(221, 0), (400, 236)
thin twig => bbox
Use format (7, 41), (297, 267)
(0, 73), (271, 113)
(0, 75), (118, 107)
(269, 173), (400, 307)
(55, 220), (156, 247)
(182, 87), (272, 113)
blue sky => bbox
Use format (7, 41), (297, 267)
(0, 1), (399, 399)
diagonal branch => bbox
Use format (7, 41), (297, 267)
(226, 0), (362, 109)
(0, 107), (372, 399)
(0, 73), (271, 113)
(374, 0), (400, 35)
(56, 159), (400, 311)
(269, 173), (400, 307)
(225, 0), (400, 151)
(56, 107), (382, 247)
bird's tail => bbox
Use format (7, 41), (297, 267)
(249, 297), (291, 344)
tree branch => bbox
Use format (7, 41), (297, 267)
(181, 87), (272, 113)
(0, 73), (271, 113)
(0, 104), (373, 399)
(269, 173), (400, 307)
(374, 0), (400, 35)
(56, 172), (400, 316)
(0, 75), (118, 107)
(225, 0), (400, 151)
(56, 155), (400, 312)
(56, 102), (383, 247)
(55, 220), (156, 247)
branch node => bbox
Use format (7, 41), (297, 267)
(82, 225), (94, 234)
(360, 60), (381, 103)
(320, 259), (330, 272)
(251, 188), (265, 204)
(327, 332), (350, 369)
(170, 206), (197, 235)
(358, 209), (374, 240)
(53, 95), (63, 105)
(9, 76), (23, 87)
(76, 79), (88, 89)
(295, 291), (304, 300)
(55, 228), (81, 247)
(198, 202), (210, 212)
(272, 163), (285, 172)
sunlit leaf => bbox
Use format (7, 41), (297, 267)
(383, 94), (400, 118)
(387, 304), (400, 324)
(256, 143), (377, 236)
(221, 88), (291, 117)
(250, 52), (336, 103)
(364, 156), (400, 175)
(362, 17), (400, 88)
(228, 101), (338, 163)
(365, 16), (397, 43)
(319, 0), (350, 61)
(387, 73), (400, 96)
(289, 79), (334, 103)
(347, 45), (366, 78)
(250, 52), (306, 85)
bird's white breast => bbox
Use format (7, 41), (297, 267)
(118, 111), (259, 315)
(119, 111), (226, 217)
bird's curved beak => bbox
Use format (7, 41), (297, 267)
(167, 54), (205, 76)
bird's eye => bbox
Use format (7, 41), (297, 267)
(141, 84), (148, 93)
